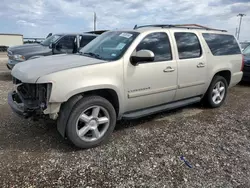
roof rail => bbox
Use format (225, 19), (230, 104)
(133, 24), (227, 32)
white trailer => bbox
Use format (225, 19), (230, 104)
(0, 33), (23, 50)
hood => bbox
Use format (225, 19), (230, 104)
(8, 43), (50, 58)
(11, 54), (107, 83)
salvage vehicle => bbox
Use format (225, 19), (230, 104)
(8, 24), (243, 149)
(242, 45), (250, 81)
(6, 32), (98, 69)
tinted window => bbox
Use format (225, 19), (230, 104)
(80, 35), (96, 47)
(174, 32), (202, 59)
(136, 32), (172, 62)
(243, 45), (250, 56)
(58, 35), (76, 49)
(241, 43), (250, 50)
(41, 34), (61, 46)
(202, 33), (241, 56)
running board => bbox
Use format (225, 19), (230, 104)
(122, 97), (201, 120)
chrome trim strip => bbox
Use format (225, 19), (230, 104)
(128, 85), (177, 98)
(178, 81), (205, 89)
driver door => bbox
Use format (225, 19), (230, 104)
(124, 31), (178, 112)
(53, 35), (76, 54)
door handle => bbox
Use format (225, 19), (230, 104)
(197, 62), (205, 68)
(163, 66), (175, 72)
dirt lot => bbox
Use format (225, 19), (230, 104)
(0, 79), (250, 187)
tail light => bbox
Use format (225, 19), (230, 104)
(241, 54), (244, 71)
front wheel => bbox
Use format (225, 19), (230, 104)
(203, 76), (228, 108)
(66, 96), (117, 149)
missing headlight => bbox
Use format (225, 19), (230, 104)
(16, 83), (52, 110)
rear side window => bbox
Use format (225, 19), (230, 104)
(202, 33), (241, 56)
(59, 35), (76, 49)
(80, 35), (96, 47)
(136, 32), (172, 62)
(174, 32), (202, 59)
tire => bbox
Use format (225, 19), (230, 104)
(203, 76), (228, 108)
(66, 95), (117, 149)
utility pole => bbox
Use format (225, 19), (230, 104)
(235, 27), (238, 38)
(237, 13), (246, 40)
(93, 12), (96, 31)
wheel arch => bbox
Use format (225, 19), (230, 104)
(57, 88), (121, 138)
(213, 70), (231, 86)
(203, 69), (231, 100)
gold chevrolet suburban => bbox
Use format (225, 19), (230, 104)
(8, 24), (243, 148)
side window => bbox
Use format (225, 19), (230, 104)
(243, 45), (250, 56)
(174, 32), (202, 59)
(80, 35), (96, 48)
(58, 35), (76, 49)
(136, 32), (172, 62)
(202, 33), (241, 56)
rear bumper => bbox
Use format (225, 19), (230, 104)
(229, 72), (243, 87)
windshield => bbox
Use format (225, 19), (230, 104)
(41, 34), (61, 46)
(79, 31), (139, 60)
(241, 43), (250, 50)
(243, 45), (250, 56)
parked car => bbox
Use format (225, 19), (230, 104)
(8, 24), (243, 149)
(6, 32), (98, 70)
(242, 45), (250, 81)
(240, 42), (250, 51)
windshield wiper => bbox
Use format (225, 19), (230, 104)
(81, 52), (102, 59)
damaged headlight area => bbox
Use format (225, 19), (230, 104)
(8, 79), (52, 119)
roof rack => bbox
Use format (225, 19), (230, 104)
(86, 30), (108, 35)
(133, 24), (227, 32)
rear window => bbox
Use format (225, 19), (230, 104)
(202, 33), (241, 56)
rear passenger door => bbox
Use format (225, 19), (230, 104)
(171, 31), (207, 100)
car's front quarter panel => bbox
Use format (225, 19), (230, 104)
(36, 60), (124, 115)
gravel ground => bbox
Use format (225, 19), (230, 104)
(0, 57), (11, 81)
(0, 80), (250, 187)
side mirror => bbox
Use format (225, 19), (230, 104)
(46, 33), (52, 39)
(130, 50), (154, 66)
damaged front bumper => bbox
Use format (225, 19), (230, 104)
(8, 81), (52, 119)
(8, 91), (36, 118)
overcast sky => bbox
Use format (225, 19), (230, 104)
(0, 0), (249, 41)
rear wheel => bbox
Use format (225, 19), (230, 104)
(203, 76), (228, 108)
(66, 96), (117, 149)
